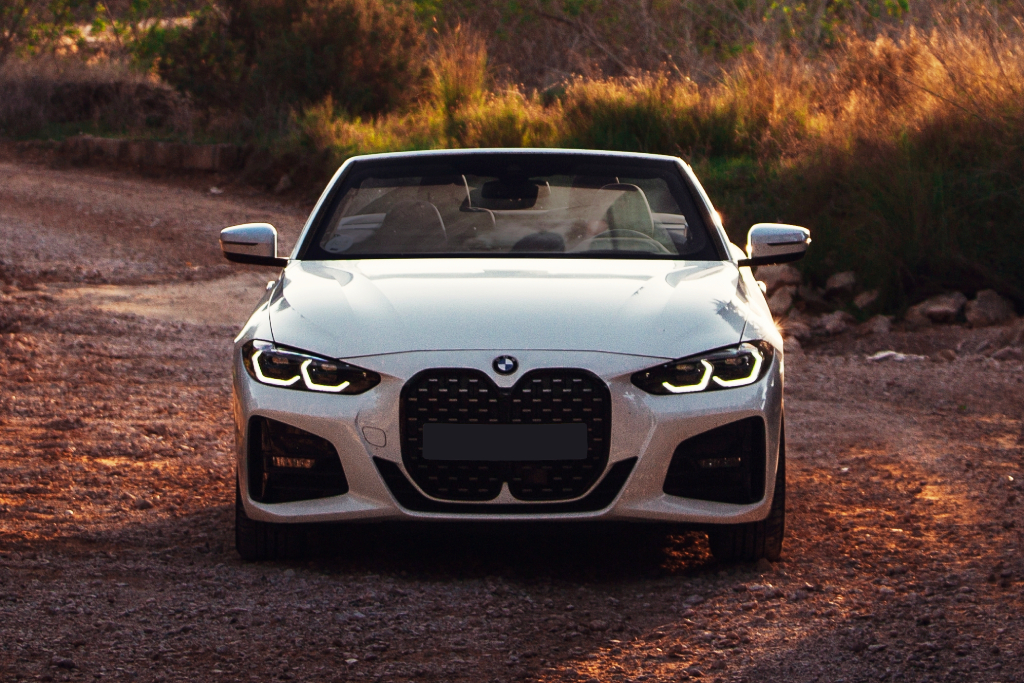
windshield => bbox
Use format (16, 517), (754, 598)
(301, 154), (722, 260)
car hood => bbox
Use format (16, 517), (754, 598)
(268, 258), (754, 360)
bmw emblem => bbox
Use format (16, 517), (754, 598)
(493, 355), (518, 375)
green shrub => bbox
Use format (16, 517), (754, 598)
(134, 0), (428, 123)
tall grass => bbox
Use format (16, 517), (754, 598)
(2, 1), (1022, 311)
(289, 19), (1024, 310)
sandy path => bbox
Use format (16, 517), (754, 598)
(0, 160), (307, 286)
(55, 272), (276, 326)
(1, 157), (1023, 683)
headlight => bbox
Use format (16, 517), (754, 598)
(631, 341), (774, 395)
(242, 340), (380, 394)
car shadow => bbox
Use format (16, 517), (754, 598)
(296, 519), (718, 581)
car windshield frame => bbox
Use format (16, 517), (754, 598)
(296, 151), (729, 262)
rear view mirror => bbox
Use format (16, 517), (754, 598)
(220, 223), (288, 267)
(737, 223), (810, 267)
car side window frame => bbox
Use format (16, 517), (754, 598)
(677, 160), (731, 262)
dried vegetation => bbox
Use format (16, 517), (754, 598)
(2, 2), (1024, 309)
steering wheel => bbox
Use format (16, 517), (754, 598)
(586, 229), (672, 254)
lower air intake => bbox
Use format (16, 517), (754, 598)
(663, 417), (766, 504)
(247, 417), (348, 503)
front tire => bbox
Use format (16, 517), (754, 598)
(235, 480), (307, 561)
(707, 423), (786, 563)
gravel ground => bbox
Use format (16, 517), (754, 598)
(1, 156), (1023, 683)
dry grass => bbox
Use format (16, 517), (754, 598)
(2, 3), (1022, 311)
(288, 17), (1024, 310)
(0, 56), (190, 138)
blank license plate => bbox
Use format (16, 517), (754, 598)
(422, 423), (588, 461)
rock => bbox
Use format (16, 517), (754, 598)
(847, 639), (869, 653)
(51, 657), (77, 670)
(867, 350), (926, 362)
(755, 264), (801, 293)
(853, 289), (879, 309)
(919, 292), (968, 323)
(684, 594), (704, 606)
(813, 311), (856, 336)
(965, 290), (1015, 327)
(1009, 319), (1024, 346)
(859, 314), (892, 336)
(767, 286), (796, 317)
(274, 174), (293, 194)
(754, 557), (774, 574)
(783, 336), (803, 355)
(930, 349), (957, 363)
(588, 620), (609, 631)
(904, 303), (932, 329)
(797, 285), (831, 313)
(133, 498), (154, 510)
(825, 271), (856, 294)
(992, 347), (1022, 361)
(684, 665), (705, 678)
(783, 319), (812, 342)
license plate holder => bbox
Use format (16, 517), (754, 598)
(421, 423), (588, 461)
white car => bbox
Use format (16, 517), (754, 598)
(221, 149), (809, 562)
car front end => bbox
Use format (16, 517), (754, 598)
(221, 149), (808, 561)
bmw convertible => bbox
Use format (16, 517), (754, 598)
(221, 149), (810, 562)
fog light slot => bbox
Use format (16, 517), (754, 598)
(698, 456), (743, 469)
(663, 417), (766, 504)
(247, 417), (348, 503)
(271, 456), (316, 469)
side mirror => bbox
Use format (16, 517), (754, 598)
(220, 223), (288, 267)
(737, 223), (810, 267)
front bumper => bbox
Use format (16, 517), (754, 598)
(233, 348), (783, 524)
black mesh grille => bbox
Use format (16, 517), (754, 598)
(401, 368), (611, 501)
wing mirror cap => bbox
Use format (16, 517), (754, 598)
(220, 223), (289, 267)
(737, 223), (810, 267)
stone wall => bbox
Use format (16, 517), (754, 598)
(53, 135), (246, 172)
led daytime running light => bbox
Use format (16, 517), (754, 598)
(251, 349), (301, 387)
(711, 347), (763, 388)
(300, 359), (351, 393)
(662, 359), (714, 394)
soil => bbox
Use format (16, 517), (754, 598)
(1, 157), (1023, 683)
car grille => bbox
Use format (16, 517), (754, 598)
(401, 368), (611, 501)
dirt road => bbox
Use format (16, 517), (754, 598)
(1, 157), (1023, 683)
